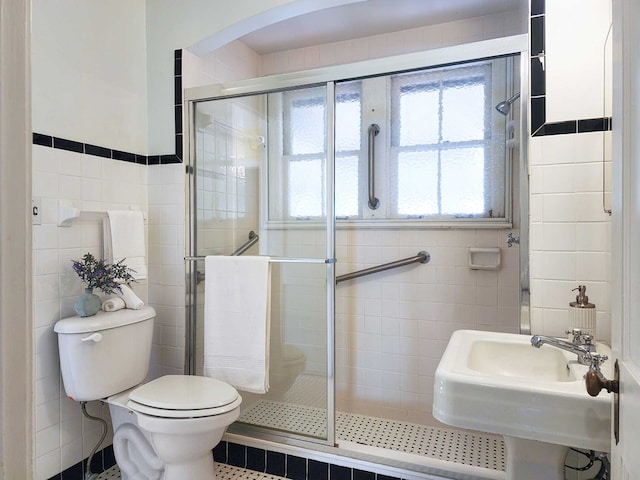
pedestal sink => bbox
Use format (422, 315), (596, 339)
(433, 330), (611, 480)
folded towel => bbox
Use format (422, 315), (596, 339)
(116, 284), (144, 310)
(204, 255), (271, 394)
(104, 211), (147, 280)
(102, 297), (125, 312)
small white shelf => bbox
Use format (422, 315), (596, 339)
(468, 247), (501, 270)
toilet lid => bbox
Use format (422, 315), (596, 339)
(129, 375), (239, 411)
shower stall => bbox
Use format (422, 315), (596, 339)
(185, 35), (528, 476)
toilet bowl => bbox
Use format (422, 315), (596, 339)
(107, 375), (241, 480)
(54, 307), (242, 480)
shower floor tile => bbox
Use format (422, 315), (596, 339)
(96, 463), (284, 479)
(240, 401), (505, 472)
(239, 375), (505, 471)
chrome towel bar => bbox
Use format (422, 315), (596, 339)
(336, 251), (430, 284)
(185, 250), (430, 284)
(184, 256), (333, 264)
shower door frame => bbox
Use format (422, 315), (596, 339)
(183, 32), (529, 450)
(184, 82), (338, 447)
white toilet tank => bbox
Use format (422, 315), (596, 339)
(54, 306), (156, 401)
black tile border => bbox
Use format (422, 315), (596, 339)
(48, 440), (415, 479)
(33, 49), (185, 166)
(530, 2), (612, 137)
(215, 441), (404, 480)
(47, 445), (116, 480)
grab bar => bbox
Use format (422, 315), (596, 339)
(231, 230), (259, 256)
(336, 251), (430, 284)
(192, 231), (259, 284)
(367, 123), (380, 210)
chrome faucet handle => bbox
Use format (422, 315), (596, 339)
(588, 352), (608, 366)
(565, 328), (583, 344)
(585, 353), (618, 397)
(581, 334), (596, 352)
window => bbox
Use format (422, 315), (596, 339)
(271, 83), (362, 220)
(390, 62), (505, 219)
(268, 55), (514, 225)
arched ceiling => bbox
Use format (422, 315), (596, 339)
(241, 0), (526, 54)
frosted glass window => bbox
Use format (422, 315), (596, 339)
(335, 87), (361, 218)
(397, 151), (439, 215)
(441, 147), (485, 214)
(277, 83), (362, 220)
(336, 154), (359, 218)
(268, 54), (514, 225)
(398, 85), (439, 146)
(336, 92), (361, 151)
(442, 81), (485, 143)
(391, 61), (503, 219)
(289, 157), (323, 218)
(286, 97), (325, 155)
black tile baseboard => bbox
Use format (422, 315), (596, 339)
(216, 441), (403, 480)
(47, 445), (116, 480)
(48, 441), (406, 480)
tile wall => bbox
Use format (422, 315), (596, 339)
(33, 38), (260, 480)
(32, 144), (148, 479)
(528, 0), (613, 343)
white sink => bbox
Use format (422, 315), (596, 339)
(434, 330), (612, 476)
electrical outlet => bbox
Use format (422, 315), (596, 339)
(32, 198), (42, 225)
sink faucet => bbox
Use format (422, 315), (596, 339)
(531, 335), (592, 365)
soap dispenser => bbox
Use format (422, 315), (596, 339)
(568, 285), (596, 343)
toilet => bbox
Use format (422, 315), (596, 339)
(270, 343), (306, 396)
(54, 306), (242, 480)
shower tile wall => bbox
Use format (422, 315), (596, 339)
(334, 230), (519, 423)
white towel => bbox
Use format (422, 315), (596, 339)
(116, 284), (144, 310)
(204, 255), (271, 394)
(104, 210), (147, 280)
(102, 297), (125, 312)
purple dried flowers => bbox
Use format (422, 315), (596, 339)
(71, 252), (136, 295)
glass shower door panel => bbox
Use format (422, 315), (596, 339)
(237, 261), (329, 440)
(191, 84), (334, 444)
(193, 93), (268, 377)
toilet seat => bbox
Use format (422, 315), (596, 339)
(127, 375), (241, 419)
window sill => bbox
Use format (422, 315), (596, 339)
(265, 219), (513, 230)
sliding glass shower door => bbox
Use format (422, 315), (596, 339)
(185, 84), (336, 444)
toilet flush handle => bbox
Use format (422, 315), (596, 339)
(80, 332), (102, 343)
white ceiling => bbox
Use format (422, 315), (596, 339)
(241, 0), (526, 55)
